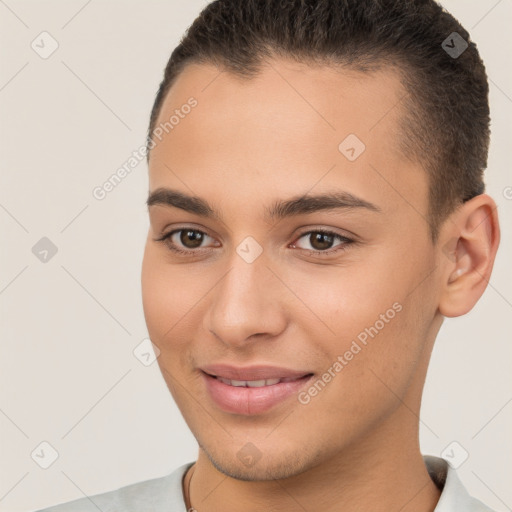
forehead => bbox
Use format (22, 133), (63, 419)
(153, 59), (407, 149)
(148, 59), (427, 223)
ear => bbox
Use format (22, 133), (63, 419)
(438, 194), (500, 317)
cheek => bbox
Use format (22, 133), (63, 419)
(141, 248), (167, 339)
(141, 245), (191, 346)
(294, 296), (425, 441)
(289, 253), (430, 392)
(141, 250), (200, 404)
(287, 260), (404, 346)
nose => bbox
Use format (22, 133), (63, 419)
(203, 252), (287, 347)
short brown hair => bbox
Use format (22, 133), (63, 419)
(147, 0), (490, 240)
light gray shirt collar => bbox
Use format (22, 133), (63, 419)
(37, 455), (496, 511)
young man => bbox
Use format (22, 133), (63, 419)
(38, 0), (500, 510)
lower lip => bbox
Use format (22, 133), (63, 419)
(201, 371), (314, 415)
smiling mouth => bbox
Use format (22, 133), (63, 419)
(201, 370), (315, 415)
(210, 374), (313, 388)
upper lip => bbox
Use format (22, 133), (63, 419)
(201, 364), (312, 381)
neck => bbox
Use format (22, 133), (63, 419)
(185, 413), (441, 512)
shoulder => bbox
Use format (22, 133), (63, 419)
(33, 462), (194, 512)
(424, 455), (498, 512)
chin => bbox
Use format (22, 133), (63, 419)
(200, 440), (321, 481)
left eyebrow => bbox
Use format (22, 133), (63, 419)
(265, 191), (381, 222)
(146, 187), (381, 222)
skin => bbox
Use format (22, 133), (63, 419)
(141, 59), (500, 512)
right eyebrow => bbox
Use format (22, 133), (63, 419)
(147, 188), (220, 220)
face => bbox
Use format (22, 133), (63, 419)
(141, 59), (444, 480)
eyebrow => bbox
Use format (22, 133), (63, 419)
(146, 187), (381, 222)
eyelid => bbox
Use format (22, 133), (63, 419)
(155, 221), (218, 241)
(293, 225), (357, 241)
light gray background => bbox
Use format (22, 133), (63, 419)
(0, 1), (510, 511)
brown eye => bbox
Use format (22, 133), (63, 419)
(309, 232), (335, 251)
(292, 229), (353, 256)
(179, 229), (205, 249)
(155, 228), (218, 255)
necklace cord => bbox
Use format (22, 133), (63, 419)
(185, 464), (196, 510)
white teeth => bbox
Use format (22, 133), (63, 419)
(247, 379), (267, 387)
(217, 377), (282, 387)
(261, 378), (281, 386)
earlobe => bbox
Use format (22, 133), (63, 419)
(438, 194), (500, 317)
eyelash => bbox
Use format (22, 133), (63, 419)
(154, 228), (354, 258)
